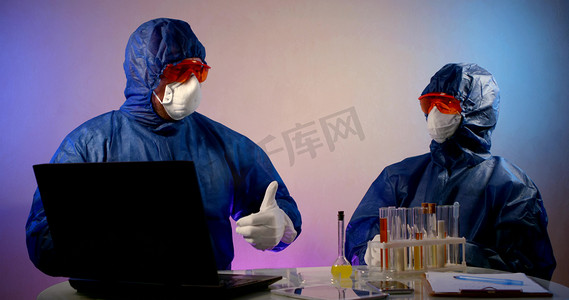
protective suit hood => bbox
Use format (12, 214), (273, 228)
(421, 63), (500, 167)
(119, 18), (206, 130)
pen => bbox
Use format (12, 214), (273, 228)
(453, 275), (524, 286)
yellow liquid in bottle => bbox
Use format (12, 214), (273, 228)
(331, 264), (353, 279)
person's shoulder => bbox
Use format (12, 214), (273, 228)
(372, 153), (431, 181)
(489, 155), (537, 187)
(389, 153), (431, 170)
(65, 111), (121, 140)
(400, 152), (431, 163)
(189, 112), (253, 141)
(490, 155), (526, 174)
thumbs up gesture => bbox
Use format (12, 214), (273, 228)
(235, 181), (297, 250)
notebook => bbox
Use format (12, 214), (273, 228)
(423, 271), (552, 297)
(33, 161), (282, 297)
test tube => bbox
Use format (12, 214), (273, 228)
(397, 208), (408, 241)
(392, 208), (406, 271)
(428, 203), (437, 268)
(412, 207), (425, 270)
(436, 205), (450, 268)
(379, 207), (389, 270)
(421, 203), (436, 268)
(449, 202), (460, 264)
(428, 203), (437, 238)
(386, 206), (397, 271)
(405, 207), (414, 270)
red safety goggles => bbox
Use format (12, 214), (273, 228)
(161, 59), (211, 83)
(419, 92), (462, 115)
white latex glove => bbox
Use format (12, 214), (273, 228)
(235, 181), (297, 251)
(364, 234), (382, 266)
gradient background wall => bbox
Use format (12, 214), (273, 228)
(1, 0), (568, 298)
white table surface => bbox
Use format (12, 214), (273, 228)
(38, 266), (569, 300)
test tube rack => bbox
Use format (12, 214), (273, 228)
(367, 236), (467, 275)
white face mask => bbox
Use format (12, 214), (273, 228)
(153, 75), (202, 120)
(427, 107), (462, 143)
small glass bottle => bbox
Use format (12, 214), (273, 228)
(331, 211), (352, 279)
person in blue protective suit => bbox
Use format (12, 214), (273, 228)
(345, 63), (556, 280)
(26, 18), (302, 275)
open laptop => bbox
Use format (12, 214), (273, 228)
(33, 161), (281, 298)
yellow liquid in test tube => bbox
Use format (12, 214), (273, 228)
(414, 232), (423, 270)
(331, 264), (353, 279)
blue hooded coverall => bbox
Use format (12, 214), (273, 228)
(25, 18), (302, 274)
(345, 63), (555, 280)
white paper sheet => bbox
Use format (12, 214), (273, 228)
(426, 272), (550, 294)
